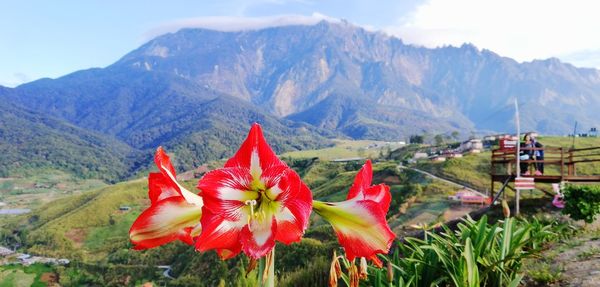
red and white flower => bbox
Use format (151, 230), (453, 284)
(195, 123), (312, 259)
(129, 147), (203, 249)
(313, 160), (395, 267)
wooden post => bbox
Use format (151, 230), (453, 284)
(490, 159), (495, 201)
(560, 147), (564, 182)
(515, 98), (521, 215)
(568, 150), (574, 176)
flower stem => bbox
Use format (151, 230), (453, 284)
(258, 247), (275, 287)
(267, 247), (275, 287)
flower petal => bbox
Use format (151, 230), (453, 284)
(148, 172), (180, 204)
(347, 160), (373, 200)
(268, 168), (313, 244)
(155, 146), (177, 177)
(154, 147), (204, 207)
(313, 200), (395, 263)
(364, 184), (391, 213)
(224, 123), (286, 178)
(240, 216), (277, 259)
(194, 209), (246, 259)
(346, 160), (391, 212)
(197, 167), (256, 220)
(129, 197), (202, 250)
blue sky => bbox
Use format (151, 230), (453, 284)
(2, 0), (600, 87)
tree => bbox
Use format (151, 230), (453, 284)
(451, 131), (460, 141)
(410, 135), (424, 144)
(434, 134), (444, 146)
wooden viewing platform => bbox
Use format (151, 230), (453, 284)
(490, 145), (600, 198)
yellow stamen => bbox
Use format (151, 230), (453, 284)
(245, 199), (257, 228)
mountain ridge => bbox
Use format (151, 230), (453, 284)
(2, 20), (600, 179)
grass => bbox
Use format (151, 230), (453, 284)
(0, 168), (106, 211)
(0, 264), (54, 287)
(84, 208), (142, 251)
(525, 262), (563, 285)
(576, 247), (600, 260)
(416, 152), (491, 191)
(537, 136), (600, 176)
(23, 179), (149, 260)
(281, 139), (402, 160)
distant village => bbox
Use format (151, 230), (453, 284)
(0, 246), (69, 266)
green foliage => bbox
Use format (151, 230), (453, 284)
(278, 256), (330, 287)
(527, 262), (562, 285)
(562, 184), (600, 223)
(0, 102), (138, 182)
(276, 238), (332, 273)
(409, 135), (424, 144)
(362, 215), (562, 287)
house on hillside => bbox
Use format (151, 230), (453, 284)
(430, 156), (446, 162)
(459, 139), (483, 153)
(443, 152), (463, 158)
(0, 246), (14, 257)
(193, 165), (210, 178)
(448, 189), (491, 205)
(331, 157), (365, 162)
(413, 152), (428, 160)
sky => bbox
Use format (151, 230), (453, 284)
(2, 0), (600, 87)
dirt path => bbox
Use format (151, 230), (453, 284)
(556, 235), (600, 287)
(530, 231), (600, 286)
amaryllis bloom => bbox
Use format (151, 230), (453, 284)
(313, 160), (395, 267)
(195, 123), (312, 259)
(129, 147), (203, 249)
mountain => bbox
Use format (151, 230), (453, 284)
(2, 21), (600, 179)
(0, 70), (333, 178)
(109, 21), (600, 135)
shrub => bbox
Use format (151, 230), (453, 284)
(357, 215), (564, 287)
(562, 184), (600, 223)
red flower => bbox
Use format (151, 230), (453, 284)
(195, 123), (313, 259)
(129, 147), (203, 249)
(313, 160), (395, 267)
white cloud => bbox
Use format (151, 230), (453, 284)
(559, 49), (600, 69)
(0, 73), (32, 88)
(384, 0), (600, 65)
(143, 13), (340, 41)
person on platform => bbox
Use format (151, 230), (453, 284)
(520, 133), (544, 176)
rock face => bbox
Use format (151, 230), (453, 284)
(112, 21), (600, 137)
(1, 20), (600, 177)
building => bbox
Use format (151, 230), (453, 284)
(413, 152), (428, 160)
(0, 246), (14, 257)
(193, 165), (211, 178)
(443, 152), (463, 158)
(459, 139), (483, 153)
(331, 157), (366, 162)
(448, 189), (491, 205)
(430, 156), (446, 162)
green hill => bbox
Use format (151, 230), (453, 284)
(0, 159), (412, 285)
(0, 102), (140, 182)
